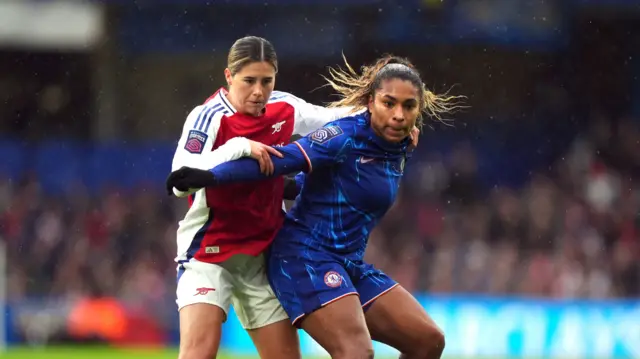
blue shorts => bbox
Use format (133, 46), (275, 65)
(267, 251), (398, 327)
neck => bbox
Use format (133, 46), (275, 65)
(227, 94), (262, 117)
(225, 90), (244, 114)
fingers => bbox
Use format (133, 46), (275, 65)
(166, 168), (193, 194)
(256, 153), (267, 174)
(263, 150), (274, 175)
(409, 127), (420, 150)
(166, 171), (180, 195)
(265, 146), (284, 158)
(256, 151), (274, 175)
(251, 145), (278, 175)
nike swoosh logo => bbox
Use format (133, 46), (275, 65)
(359, 157), (375, 164)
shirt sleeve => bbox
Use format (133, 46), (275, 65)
(210, 123), (350, 185)
(273, 91), (354, 136)
(171, 105), (251, 197)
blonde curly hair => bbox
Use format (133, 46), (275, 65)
(323, 54), (465, 128)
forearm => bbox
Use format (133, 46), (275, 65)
(173, 137), (251, 171)
(211, 145), (309, 185)
(172, 137), (251, 197)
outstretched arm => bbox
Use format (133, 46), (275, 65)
(210, 143), (310, 184)
(167, 143), (311, 193)
(166, 124), (349, 193)
(170, 105), (250, 197)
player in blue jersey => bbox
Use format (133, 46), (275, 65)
(167, 55), (462, 359)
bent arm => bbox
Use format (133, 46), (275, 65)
(171, 105), (250, 197)
(210, 123), (348, 186)
(211, 143), (310, 185)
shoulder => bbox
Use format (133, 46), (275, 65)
(184, 91), (237, 131)
(264, 91), (302, 114)
(268, 90), (304, 105)
(303, 114), (363, 147)
(323, 111), (368, 134)
(200, 89), (236, 117)
(183, 104), (225, 132)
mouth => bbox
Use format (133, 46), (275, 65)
(386, 127), (407, 134)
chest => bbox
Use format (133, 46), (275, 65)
(212, 102), (295, 149)
(335, 152), (405, 213)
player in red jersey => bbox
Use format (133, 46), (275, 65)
(171, 36), (363, 359)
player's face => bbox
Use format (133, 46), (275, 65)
(368, 78), (420, 143)
(225, 61), (276, 117)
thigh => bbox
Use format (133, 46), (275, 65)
(176, 260), (234, 357)
(247, 320), (301, 359)
(176, 260), (233, 316)
(300, 293), (372, 357)
(179, 303), (226, 358)
(229, 254), (290, 329)
(364, 285), (443, 352)
(267, 254), (358, 327)
(229, 254), (301, 359)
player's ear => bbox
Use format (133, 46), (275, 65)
(224, 68), (233, 86)
(367, 94), (374, 110)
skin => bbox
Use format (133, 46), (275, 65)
(368, 78), (420, 143)
(223, 61), (284, 175)
(297, 78), (445, 359)
(178, 60), (301, 359)
(224, 61), (276, 117)
(365, 286), (446, 359)
(225, 63), (420, 173)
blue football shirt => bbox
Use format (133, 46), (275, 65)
(211, 111), (409, 261)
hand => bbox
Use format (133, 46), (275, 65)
(408, 126), (420, 151)
(166, 167), (217, 195)
(248, 140), (283, 175)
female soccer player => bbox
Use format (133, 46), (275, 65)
(171, 35), (361, 359)
(167, 55), (461, 359)
(172, 37), (420, 359)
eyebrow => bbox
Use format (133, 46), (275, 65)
(243, 76), (273, 80)
(381, 94), (417, 104)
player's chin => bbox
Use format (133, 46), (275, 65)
(245, 102), (265, 116)
(383, 127), (409, 142)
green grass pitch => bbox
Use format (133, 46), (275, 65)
(0, 346), (332, 359)
(0, 346), (533, 359)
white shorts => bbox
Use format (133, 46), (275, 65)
(176, 254), (289, 330)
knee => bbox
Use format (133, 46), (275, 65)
(179, 335), (219, 359)
(405, 324), (445, 359)
(335, 345), (374, 359)
(329, 336), (374, 359)
(427, 327), (446, 358)
(397, 324), (445, 359)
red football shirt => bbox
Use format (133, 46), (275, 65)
(172, 88), (351, 264)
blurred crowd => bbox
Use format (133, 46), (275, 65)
(371, 117), (640, 298)
(1, 117), (639, 305)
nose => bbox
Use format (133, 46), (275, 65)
(392, 106), (404, 122)
(252, 84), (265, 98)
